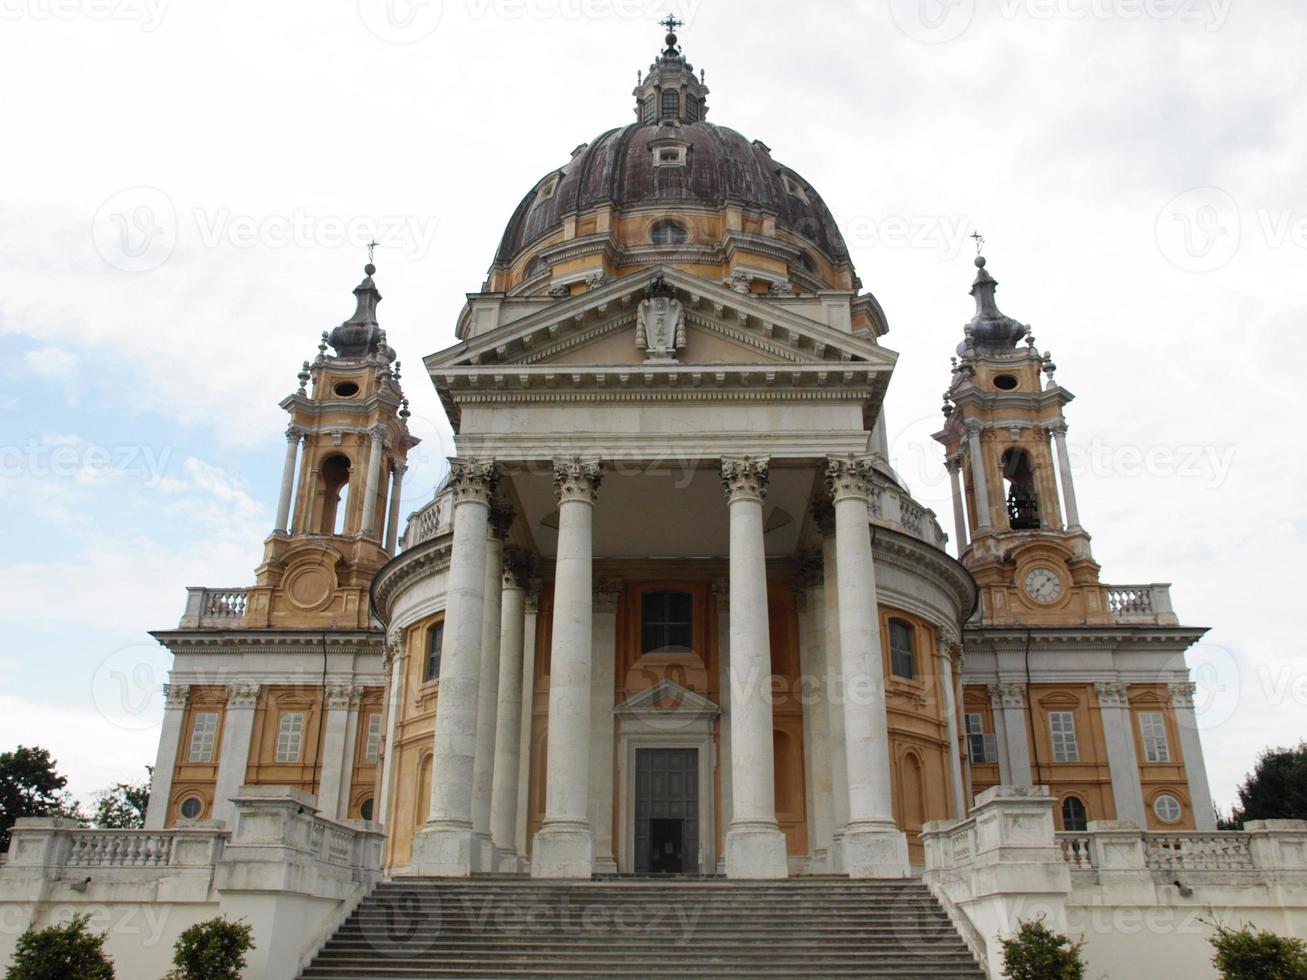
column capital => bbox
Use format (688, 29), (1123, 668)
(936, 624), (962, 658)
(989, 682), (1025, 709)
(825, 454), (876, 503)
(502, 548), (534, 589)
(594, 578), (623, 612)
(384, 628), (404, 671)
(448, 457), (500, 506)
(1047, 419), (1069, 438)
(964, 419), (986, 437)
(944, 454), (963, 474)
(489, 502), (516, 540)
(1095, 680), (1130, 708)
(721, 456), (770, 503)
(553, 457), (603, 503)
(392, 461), (410, 479)
(1168, 681), (1198, 708)
(326, 682), (364, 710)
(369, 423), (388, 442)
(285, 424), (305, 444)
(163, 683), (191, 708)
(226, 682), (261, 708)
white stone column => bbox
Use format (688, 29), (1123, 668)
(1170, 682), (1217, 830)
(471, 506), (510, 871)
(1049, 421), (1081, 529)
(361, 425), (386, 538)
(713, 578), (733, 874)
(318, 683), (360, 821)
(991, 683), (1033, 785)
(516, 586), (540, 856)
(145, 683), (190, 829)
(212, 683), (261, 827)
(384, 462), (407, 553)
(589, 580), (621, 874)
(1094, 681), (1146, 826)
(532, 458), (603, 878)
(376, 630), (405, 828)
(815, 506), (850, 871)
(945, 455), (969, 553)
(491, 553), (530, 870)
(938, 628), (968, 820)
(413, 458), (496, 877)
(795, 560), (832, 871)
(274, 426), (302, 535)
(720, 456), (788, 879)
(827, 455), (909, 878)
(965, 421), (992, 531)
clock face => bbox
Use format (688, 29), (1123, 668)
(1024, 566), (1064, 604)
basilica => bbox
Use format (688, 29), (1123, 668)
(143, 24), (1214, 886)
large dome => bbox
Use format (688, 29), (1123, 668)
(494, 120), (851, 269)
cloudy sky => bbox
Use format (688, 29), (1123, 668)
(0, 0), (1302, 816)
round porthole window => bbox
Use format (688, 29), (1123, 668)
(179, 796), (203, 820)
(994, 374), (1019, 391)
(650, 220), (689, 246)
(334, 381), (361, 398)
(1153, 794), (1182, 824)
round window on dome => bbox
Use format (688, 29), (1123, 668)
(179, 796), (203, 820)
(1153, 794), (1183, 824)
(993, 374), (1019, 391)
(650, 220), (689, 246)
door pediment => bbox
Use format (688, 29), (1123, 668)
(615, 679), (720, 721)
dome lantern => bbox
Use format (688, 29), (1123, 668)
(633, 15), (710, 125)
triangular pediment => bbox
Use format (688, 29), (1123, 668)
(615, 679), (720, 718)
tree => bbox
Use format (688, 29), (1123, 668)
(1228, 742), (1307, 827)
(164, 918), (255, 980)
(0, 746), (84, 852)
(999, 918), (1086, 980)
(3, 913), (115, 980)
(92, 767), (152, 830)
(1209, 922), (1307, 979)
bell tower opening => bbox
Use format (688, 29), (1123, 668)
(321, 454), (352, 535)
(1001, 448), (1041, 530)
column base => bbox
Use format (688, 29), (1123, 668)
(411, 823), (477, 877)
(842, 824), (910, 879)
(725, 822), (789, 879)
(493, 844), (524, 873)
(471, 831), (495, 873)
(807, 847), (830, 874)
(827, 833), (846, 874)
(530, 822), (593, 879)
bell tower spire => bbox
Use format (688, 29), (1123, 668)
(934, 252), (1110, 626)
(244, 261), (420, 629)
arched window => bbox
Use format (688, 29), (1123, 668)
(650, 220), (689, 246)
(1001, 448), (1041, 530)
(425, 622), (444, 682)
(359, 798), (375, 821)
(661, 89), (680, 118)
(320, 454), (352, 534)
(1061, 795), (1088, 832)
(526, 256), (548, 279)
(641, 590), (693, 654)
(888, 619), (916, 679)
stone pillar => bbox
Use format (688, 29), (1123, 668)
(384, 462), (407, 553)
(212, 683), (261, 827)
(274, 426), (302, 535)
(318, 683), (360, 821)
(795, 558), (832, 871)
(471, 506), (511, 870)
(589, 580), (621, 874)
(413, 458), (496, 877)
(938, 627), (968, 820)
(945, 454), (969, 553)
(1095, 681), (1146, 827)
(990, 683), (1033, 785)
(1170, 682), (1217, 830)
(1049, 421), (1081, 529)
(376, 630), (405, 828)
(720, 456), (788, 879)
(516, 585), (540, 857)
(965, 421), (992, 530)
(361, 425), (386, 538)
(827, 455), (909, 878)
(532, 458), (603, 878)
(145, 683), (190, 829)
(491, 552), (530, 870)
(815, 504), (850, 871)
(712, 577), (733, 874)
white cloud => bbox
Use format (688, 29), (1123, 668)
(23, 346), (77, 381)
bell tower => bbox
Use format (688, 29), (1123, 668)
(934, 255), (1114, 626)
(243, 262), (420, 629)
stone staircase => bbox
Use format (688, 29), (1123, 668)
(300, 877), (985, 978)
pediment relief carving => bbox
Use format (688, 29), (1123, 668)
(615, 679), (720, 718)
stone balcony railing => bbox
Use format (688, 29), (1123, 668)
(178, 587), (250, 628)
(870, 480), (949, 551)
(1105, 584), (1179, 626)
(402, 494), (449, 551)
(2, 819), (228, 875)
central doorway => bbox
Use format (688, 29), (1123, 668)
(634, 748), (699, 874)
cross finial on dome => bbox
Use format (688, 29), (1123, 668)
(660, 13), (684, 33)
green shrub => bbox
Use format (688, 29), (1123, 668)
(1210, 922), (1307, 980)
(1000, 917), (1085, 980)
(164, 917), (254, 980)
(4, 913), (114, 980)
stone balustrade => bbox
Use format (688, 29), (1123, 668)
(1054, 823), (1306, 874)
(402, 495), (449, 550)
(2, 818), (227, 874)
(178, 587), (250, 627)
(1105, 584), (1179, 625)
(870, 479), (949, 551)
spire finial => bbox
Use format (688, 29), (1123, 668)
(366, 239), (379, 267)
(660, 13), (684, 33)
(971, 230), (986, 257)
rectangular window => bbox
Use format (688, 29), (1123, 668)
(888, 619), (916, 679)
(425, 623), (444, 682)
(364, 713), (383, 764)
(1139, 711), (1171, 763)
(965, 712), (998, 764)
(1049, 711), (1080, 763)
(187, 711), (219, 763)
(275, 712), (305, 764)
(641, 590), (693, 654)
